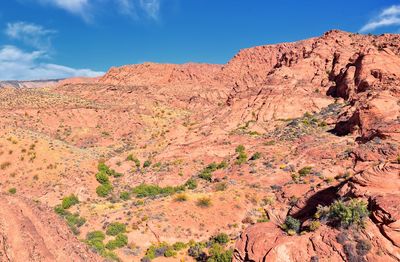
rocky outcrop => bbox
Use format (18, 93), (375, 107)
(0, 194), (100, 262)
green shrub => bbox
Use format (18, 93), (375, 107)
(217, 161), (228, 169)
(87, 231), (106, 242)
(96, 183), (113, 197)
(126, 154), (141, 167)
(316, 199), (369, 228)
(97, 162), (122, 178)
(235, 146), (248, 165)
(172, 242), (186, 251)
(105, 234), (128, 250)
(132, 183), (184, 198)
(96, 171), (109, 184)
(54, 205), (69, 216)
(143, 160), (152, 168)
(164, 247), (177, 257)
(185, 178), (197, 189)
(282, 216), (301, 234)
(120, 191), (130, 201)
(308, 220), (321, 231)
(298, 166), (312, 176)
(235, 145), (245, 153)
(212, 233), (230, 244)
(101, 250), (120, 261)
(98, 162), (109, 172)
(8, 188), (16, 194)
(250, 152), (261, 161)
(208, 243), (233, 262)
(65, 213), (86, 235)
(198, 161), (227, 182)
(88, 239), (105, 253)
(188, 242), (206, 260)
(106, 222), (126, 236)
(61, 194), (79, 209)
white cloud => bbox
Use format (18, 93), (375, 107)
(0, 45), (104, 80)
(38, 0), (91, 21)
(117, 0), (137, 17)
(360, 5), (400, 32)
(139, 0), (160, 19)
(5, 22), (55, 50)
(35, 0), (161, 21)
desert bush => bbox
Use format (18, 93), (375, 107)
(308, 220), (321, 231)
(105, 234), (128, 250)
(65, 213), (86, 235)
(61, 194), (79, 209)
(196, 197), (212, 208)
(106, 222), (126, 236)
(172, 242), (186, 251)
(298, 166), (312, 176)
(211, 233), (230, 244)
(208, 243), (233, 262)
(143, 242), (174, 260)
(188, 242), (207, 260)
(235, 145), (248, 165)
(198, 161), (227, 182)
(282, 216), (301, 234)
(126, 154), (141, 167)
(250, 152), (261, 161)
(96, 183), (113, 197)
(132, 183), (185, 198)
(174, 193), (188, 202)
(87, 231), (106, 242)
(185, 178), (197, 189)
(96, 172), (110, 184)
(143, 160), (152, 168)
(316, 199), (369, 228)
(356, 239), (371, 256)
(120, 191), (130, 201)
(8, 188), (16, 194)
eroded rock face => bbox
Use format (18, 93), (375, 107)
(0, 194), (100, 262)
(227, 31), (400, 262)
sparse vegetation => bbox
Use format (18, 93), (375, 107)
(96, 183), (113, 197)
(61, 194), (79, 209)
(196, 196), (212, 208)
(250, 152), (261, 161)
(105, 233), (128, 250)
(235, 145), (248, 165)
(315, 199), (369, 228)
(281, 216), (301, 235)
(106, 222), (127, 236)
(174, 193), (188, 202)
(132, 183), (185, 198)
(8, 187), (16, 194)
(120, 191), (130, 201)
(198, 161), (227, 182)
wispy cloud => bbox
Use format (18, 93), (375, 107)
(360, 5), (400, 32)
(38, 0), (92, 22)
(34, 0), (161, 22)
(5, 22), (56, 50)
(117, 0), (137, 17)
(0, 45), (103, 80)
(139, 0), (160, 20)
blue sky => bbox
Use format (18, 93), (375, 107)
(0, 0), (400, 80)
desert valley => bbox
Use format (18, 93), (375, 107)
(0, 30), (399, 262)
